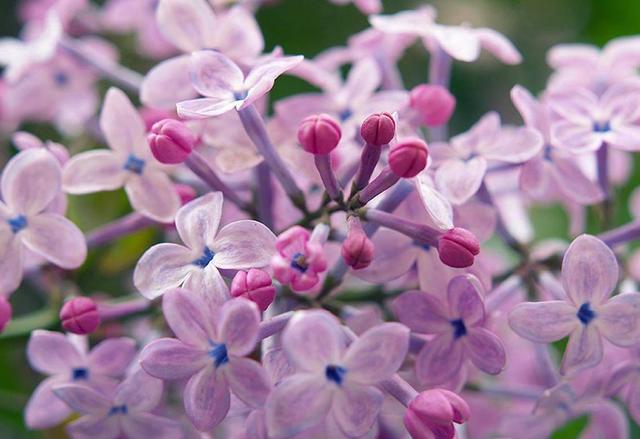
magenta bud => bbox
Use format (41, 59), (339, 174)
(0, 296), (12, 333)
(174, 183), (197, 205)
(438, 227), (480, 268)
(404, 389), (470, 439)
(230, 269), (276, 312)
(389, 138), (429, 178)
(140, 107), (175, 131)
(148, 119), (195, 164)
(60, 297), (101, 335)
(360, 112), (396, 145)
(297, 113), (342, 155)
(342, 218), (375, 270)
(409, 84), (456, 127)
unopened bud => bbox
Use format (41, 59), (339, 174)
(297, 114), (342, 155)
(404, 389), (470, 439)
(148, 119), (195, 164)
(389, 138), (429, 178)
(342, 218), (374, 270)
(231, 269), (276, 312)
(0, 296), (12, 333)
(438, 227), (480, 268)
(360, 112), (396, 145)
(409, 84), (456, 127)
(60, 297), (101, 335)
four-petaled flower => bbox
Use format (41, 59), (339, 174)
(509, 234), (640, 374)
(134, 192), (276, 302)
(394, 274), (506, 385)
(140, 289), (271, 431)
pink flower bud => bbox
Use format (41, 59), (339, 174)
(297, 114), (342, 155)
(438, 227), (480, 268)
(60, 297), (101, 335)
(389, 138), (429, 178)
(174, 183), (197, 205)
(148, 119), (195, 164)
(0, 296), (12, 333)
(410, 84), (456, 127)
(231, 269), (276, 312)
(342, 217), (375, 270)
(360, 112), (396, 145)
(404, 389), (470, 439)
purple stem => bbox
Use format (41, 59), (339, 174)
(537, 271), (565, 301)
(354, 143), (383, 191)
(257, 311), (294, 340)
(314, 155), (342, 201)
(256, 163), (274, 228)
(598, 219), (640, 247)
(596, 143), (609, 199)
(485, 275), (523, 313)
(357, 168), (399, 205)
(86, 213), (153, 248)
(534, 343), (560, 388)
(363, 208), (441, 247)
(98, 297), (150, 320)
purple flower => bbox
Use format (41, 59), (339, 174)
(509, 235), (640, 374)
(53, 369), (183, 439)
(133, 192), (276, 301)
(62, 87), (181, 222)
(140, 289), (271, 431)
(394, 275), (506, 385)
(176, 50), (303, 119)
(266, 310), (409, 437)
(0, 148), (86, 295)
(25, 330), (136, 429)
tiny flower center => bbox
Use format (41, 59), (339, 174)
(123, 154), (146, 175)
(325, 364), (347, 385)
(577, 302), (596, 325)
(7, 215), (27, 234)
(543, 144), (553, 161)
(450, 318), (467, 339)
(208, 343), (228, 368)
(71, 367), (89, 381)
(339, 108), (353, 122)
(192, 246), (215, 268)
(593, 121), (610, 133)
(234, 90), (248, 101)
(290, 252), (308, 273)
(54, 72), (68, 86)
(109, 405), (128, 416)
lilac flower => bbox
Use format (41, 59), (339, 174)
(430, 112), (543, 204)
(141, 1), (264, 108)
(62, 87), (181, 222)
(329, 0), (381, 15)
(140, 289), (271, 431)
(0, 149), (86, 295)
(176, 50), (303, 119)
(133, 192), (276, 301)
(53, 369), (183, 439)
(394, 275), (506, 385)
(548, 81), (640, 154)
(266, 310), (409, 437)
(509, 235), (640, 374)
(608, 361), (640, 425)
(25, 330), (136, 429)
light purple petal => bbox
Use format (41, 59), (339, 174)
(21, 213), (86, 269)
(133, 243), (194, 300)
(125, 171), (181, 223)
(189, 50), (243, 98)
(1, 148), (60, 215)
(265, 373), (333, 438)
(429, 24), (480, 62)
(597, 293), (640, 346)
(242, 55), (304, 109)
(332, 384), (383, 438)
(121, 413), (185, 439)
(156, 0), (216, 52)
(338, 58), (381, 108)
(354, 230), (418, 283)
(550, 120), (601, 154)
(52, 383), (111, 414)
(114, 369), (163, 412)
(393, 290), (450, 334)
(560, 324), (603, 374)
(140, 338), (208, 380)
(447, 275), (485, 326)
(369, 9), (436, 36)
(452, 112), (501, 154)
(548, 89), (598, 124)
(62, 150), (127, 194)
(552, 156), (604, 204)
(508, 301), (578, 342)
(218, 298), (260, 355)
(547, 44), (599, 70)
(184, 366), (230, 431)
(415, 173), (454, 230)
(415, 333), (464, 385)
(343, 323), (409, 384)
(140, 55), (197, 109)
(67, 415), (119, 439)
(579, 400), (629, 439)
(479, 126), (543, 163)
(224, 356), (271, 407)
(217, 6), (264, 64)
(177, 97), (239, 119)
(0, 233), (24, 295)
(100, 87), (146, 153)
(212, 220), (276, 269)
(510, 85), (547, 133)
(175, 192), (222, 250)
(562, 234), (618, 306)
(27, 330), (83, 375)
(25, 377), (71, 429)
(435, 157), (487, 205)
(476, 28), (522, 64)
(464, 327), (506, 374)
(282, 311), (345, 372)
(162, 288), (216, 346)
(182, 263), (230, 305)
(88, 338), (137, 377)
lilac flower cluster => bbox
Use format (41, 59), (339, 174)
(3, 1), (640, 438)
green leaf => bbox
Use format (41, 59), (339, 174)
(551, 415), (589, 438)
(0, 307), (58, 339)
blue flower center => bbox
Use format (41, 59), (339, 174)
(543, 145), (553, 161)
(451, 319), (467, 339)
(577, 302), (596, 325)
(208, 343), (228, 368)
(192, 247), (215, 268)
(593, 121), (610, 133)
(109, 405), (127, 416)
(54, 72), (68, 86)
(325, 364), (347, 385)
(123, 154), (145, 175)
(233, 90), (248, 101)
(71, 367), (89, 381)
(7, 215), (27, 233)
(339, 108), (353, 122)
(290, 252), (308, 273)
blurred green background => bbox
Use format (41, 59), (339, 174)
(1, 0), (640, 437)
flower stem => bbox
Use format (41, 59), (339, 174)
(87, 213), (153, 248)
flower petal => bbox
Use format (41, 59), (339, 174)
(242, 55), (304, 109)
(332, 384), (383, 438)
(415, 333), (464, 385)
(67, 415), (120, 439)
(216, 6), (264, 64)
(560, 324), (603, 375)
(27, 330), (83, 375)
(25, 377), (71, 429)
(184, 366), (230, 431)
(52, 383), (111, 414)
(464, 327), (506, 374)
(476, 28), (522, 64)
(447, 275), (485, 325)
(0, 232), (24, 295)
(113, 369), (163, 412)
(343, 323), (409, 384)
(552, 156), (604, 204)
(100, 87), (146, 154)
(212, 220), (276, 269)
(1, 149), (60, 214)
(225, 356), (271, 407)
(177, 97), (239, 119)
(182, 263), (230, 305)
(415, 173), (454, 230)
(140, 55), (197, 109)
(121, 413), (184, 439)
(140, 338), (208, 380)
(550, 120), (601, 154)
(562, 234), (618, 306)
(429, 24), (480, 62)
(218, 298), (260, 356)
(125, 171), (181, 223)
(175, 192), (222, 250)
(156, 0), (217, 52)
(337, 58), (381, 108)
(62, 150), (126, 194)
(392, 290), (450, 334)
(88, 338), (137, 377)
(162, 288), (216, 346)
(479, 127), (543, 163)
(434, 157), (487, 205)
(133, 243), (195, 300)
(508, 301), (578, 342)
(188, 50), (243, 98)
(21, 213), (86, 269)
(597, 293), (640, 346)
